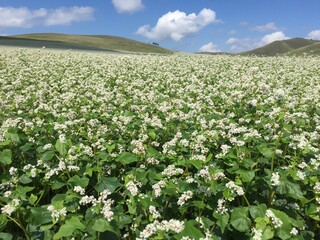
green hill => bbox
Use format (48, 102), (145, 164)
(241, 38), (320, 56)
(0, 33), (173, 54)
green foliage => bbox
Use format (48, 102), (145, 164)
(0, 49), (319, 239)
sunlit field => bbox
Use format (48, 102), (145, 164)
(0, 48), (319, 239)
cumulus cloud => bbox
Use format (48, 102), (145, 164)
(112, 0), (144, 13)
(0, 6), (94, 29)
(251, 22), (279, 32)
(307, 30), (320, 40)
(226, 31), (289, 52)
(226, 37), (259, 52)
(45, 7), (94, 26)
(260, 31), (288, 45)
(136, 8), (219, 41)
(198, 42), (220, 53)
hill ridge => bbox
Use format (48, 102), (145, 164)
(241, 38), (320, 56)
(0, 33), (173, 54)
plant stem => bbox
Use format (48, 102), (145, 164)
(8, 215), (30, 240)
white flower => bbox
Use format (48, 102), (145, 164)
(149, 206), (161, 219)
(271, 172), (281, 186)
(314, 182), (320, 193)
(252, 228), (263, 240)
(9, 167), (18, 176)
(226, 181), (244, 196)
(126, 181), (138, 196)
(266, 209), (282, 228)
(1, 199), (20, 216)
(216, 198), (228, 214)
(47, 205), (67, 221)
(290, 227), (298, 236)
(177, 190), (193, 206)
(74, 186), (85, 195)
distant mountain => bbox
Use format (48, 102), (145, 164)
(0, 33), (173, 54)
(241, 38), (320, 56)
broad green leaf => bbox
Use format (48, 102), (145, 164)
(0, 232), (12, 240)
(95, 177), (122, 193)
(0, 150), (12, 165)
(41, 151), (55, 161)
(148, 131), (156, 140)
(177, 220), (204, 239)
(237, 169), (255, 182)
(68, 175), (89, 188)
(284, 180), (305, 201)
(0, 141), (10, 147)
(92, 219), (113, 232)
(19, 175), (32, 184)
(188, 160), (203, 170)
(257, 145), (273, 158)
(213, 212), (229, 233)
(55, 139), (67, 157)
(262, 226), (274, 240)
(230, 207), (251, 232)
(115, 152), (137, 165)
(0, 214), (7, 231)
(4, 132), (20, 143)
(53, 216), (85, 239)
(26, 207), (52, 226)
(28, 194), (38, 205)
(249, 204), (267, 219)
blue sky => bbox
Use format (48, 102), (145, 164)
(1, 0), (320, 52)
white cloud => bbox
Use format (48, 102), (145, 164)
(307, 30), (320, 40)
(226, 37), (259, 52)
(112, 0), (144, 13)
(199, 42), (220, 53)
(45, 7), (94, 26)
(260, 31), (288, 45)
(226, 31), (289, 52)
(251, 22), (279, 32)
(136, 8), (219, 41)
(228, 30), (237, 35)
(0, 6), (94, 29)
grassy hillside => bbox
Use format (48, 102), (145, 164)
(12, 33), (173, 54)
(241, 38), (320, 56)
(286, 42), (320, 56)
(0, 36), (116, 52)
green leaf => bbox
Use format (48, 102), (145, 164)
(249, 204), (267, 219)
(55, 139), (67, 157)
(28, 194), (38, 205)
(92, 219), (114, 232)
(0, 150), (12, 165)
(258, 145), (273, 158)
(53, 216), (85, 239)
(262, 226), (274, 240)
(68, 175), (89, 188)
(4, 132), (20, 143)
(178, 220), (204, 239)
(148, 131), (156, 140)
(19, 175), (32, 184)
(188, 160), (203, 170)
(26, 207), (52, 226)
(0, 214), (7, 231)
(284, 180), (305, 201)
(237, 169), (255, 182)
(115, 152), (137, 165)
(41, 151), (55, 161)
(0, 232), (12, 240)
(95, 177), (122, 193)
(213, 212), (229, 233)
(230, 207), (251, 232)
(0, 141), (11, 147)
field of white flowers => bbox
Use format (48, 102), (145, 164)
(0, 48), (319, 240)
